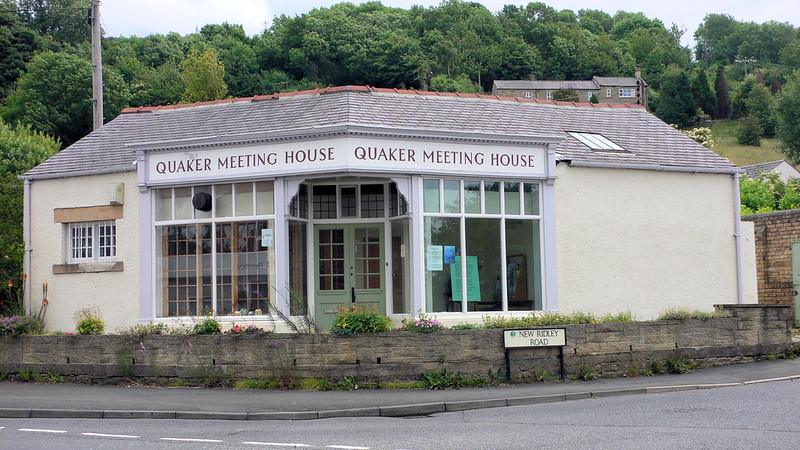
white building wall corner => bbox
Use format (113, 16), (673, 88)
(740, 220), (758, 303)
(28, 172), (140, 332)
(555, 165), (740, 319)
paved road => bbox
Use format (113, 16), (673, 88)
(1, 380), (798, 449)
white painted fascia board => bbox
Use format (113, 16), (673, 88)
(19, 165), (136, 181)
(566, 159), (741, 175)
(125, 124), (564, 153)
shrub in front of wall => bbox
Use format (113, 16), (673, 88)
(449, 322), (480, 330)
(74, 307), (104, 335)
(192, 316), (222, 335)
(422, 367), (464, 390)
(117, 322), (170, 338)
(481, 310), (634, 329)
(330, 305), (392, 336)
(0, 315), (43, 336)
(400, 312), (443, 333)
(658, 308), (729, 321)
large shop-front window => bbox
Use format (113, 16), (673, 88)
(423, 179), (542, 313)
(154, 182), (275, 317)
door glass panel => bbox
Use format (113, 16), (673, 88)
(313, 185), (337, 219)
(318, 228), (345, 291)
(360, 184), (385, 218)
(341, 187), (357, 217)
(391, 219), (410, 314)
(289, 220), (307, 315)
(354, 227), (381, 290)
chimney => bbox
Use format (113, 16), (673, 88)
(528, 73), (536, 81)
(635, 65), (641, 80)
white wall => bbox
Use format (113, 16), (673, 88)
(555, 165), (754, 319)
(29, 172), (139, 332)
(774, 161), (800, 182)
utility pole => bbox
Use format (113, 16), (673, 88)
(90, 0), (103, 130)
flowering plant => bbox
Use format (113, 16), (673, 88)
(0, 315), (43, 336)
(224, 323), (268, 335)
(401, 312), (443, 333)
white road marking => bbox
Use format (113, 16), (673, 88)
(326, 446), (370, 450)
(18, 428), (68, 434)
(82, 432), (140, 439)
(242, 443), (313, 447)
(160, 437), (224, 443)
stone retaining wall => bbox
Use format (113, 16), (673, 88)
(0, 305), (792, 383)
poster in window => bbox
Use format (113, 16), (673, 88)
(507, 255), (527, 301)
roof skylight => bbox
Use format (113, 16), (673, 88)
(568, 132), (624, 151)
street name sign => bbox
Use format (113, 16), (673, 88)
(503, 328), (566, 348)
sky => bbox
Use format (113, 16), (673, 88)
(100, 0), (800, 48)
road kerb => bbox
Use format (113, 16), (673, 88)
(175, 411), (248, 420)
(645, 385), (699, 394)
(590, 388), (647, 398)
(317, 407), (380, 419)
(743, 375), (800, 384)
(247, 411), (318, 421)
(30, 409), (102, 419)
(0, 408), (31, 418)
(379, 402), (445, 417)
(506, 394), (566, 406)
(103, 410), (177, 419)
(445, 398), (508, 411)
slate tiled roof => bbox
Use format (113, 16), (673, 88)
(593, 76), (645, 87)
(493, 80), (599, 91)
(740, 160), (787, 179)
(24, 86), (734, 179)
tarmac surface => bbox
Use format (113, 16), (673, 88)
(1, 358), (799, 420)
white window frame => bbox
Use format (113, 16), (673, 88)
(422, 178), (543, 314)
(588, 92), (593, 101)
(619, 88), (636, 98)
(67, 220), (117, 263)
(545, 91), (553, 101)
(606, 88), (612, 98)
(523, 91), (533, 98)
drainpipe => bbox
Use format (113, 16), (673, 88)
(733, 173), (744, 304)
(23, 178), (32, 314)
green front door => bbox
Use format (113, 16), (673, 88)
(314, 223), (385, 329)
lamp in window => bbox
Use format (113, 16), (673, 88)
(192, 192), (212, 211)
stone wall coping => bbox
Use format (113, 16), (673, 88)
(742, 209), (800, 220)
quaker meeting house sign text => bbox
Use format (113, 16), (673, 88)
(146, 137), (547, 183)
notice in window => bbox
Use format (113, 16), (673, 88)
(261, 228), (273, 248)
(426, 245), (443, 271)
(443, 245), (456, 264)
(451, 255), (480, 302)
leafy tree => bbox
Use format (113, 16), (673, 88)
(429, 74), (479, 93)
(736, 118), (762, 146)
(12, 0), (90, 46)
(0, 120), (59, 314)
(653, 67), (696, 126)
(589, 93), (599, 103)
(690, 69), (715, 116)
(731, 76), (756, 119)
(179, 47), (228, 102)
(778, 186), (800, 210)
(0, 51), (130, 146)
(776, 74), (800, 163)
(714, 66), (731, 119)
(0, 8), (38, 100)
(739, 176), (774, 214)
(553, 88), (579, 102)
(746, 83), (776, 136)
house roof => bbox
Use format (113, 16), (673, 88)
(740, 160), (796, 179)
(493, 80), (600, 91)
(23, 85), (733, 180)
(593, 76), (646, 87)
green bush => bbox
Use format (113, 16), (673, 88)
(0, 315), (43, 336)
(422, 367), (464, 390)
(736, 118), (763, 146)
(74, 307), (104, 335)
(118, 322), (170, 338)
(400, 312), (443, 333)
(577, 366), (598, 381)
(330, 305), (392, 336)
(658, 308), (729, 321)
(664, 356), (693, 374)
(482, 310), (634, 329)
(651, 360), (668, 375)
(449, 322), (480, 330)
(192, 316), (222, 335)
